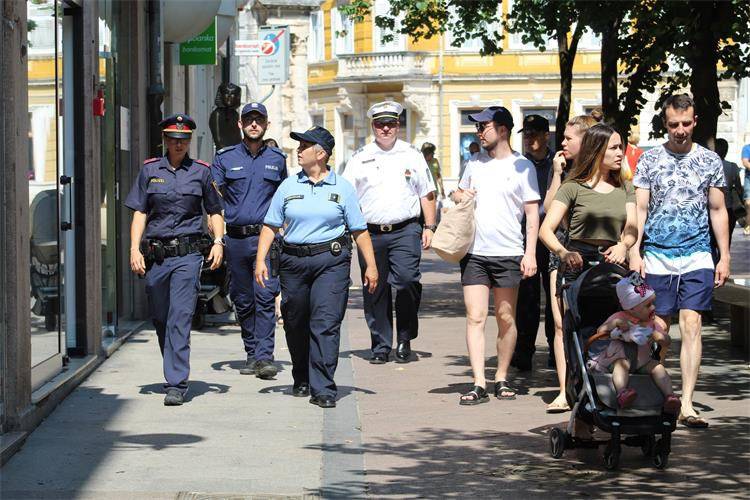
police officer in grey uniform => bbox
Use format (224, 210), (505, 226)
(255, 126), (378, 408)
(126, 114), (225, 406)
(343, 101), (437, 364)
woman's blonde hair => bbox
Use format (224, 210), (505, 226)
(565, 123), (628, 187)
(566, 115), (599, 135)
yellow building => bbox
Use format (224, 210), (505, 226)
(306, 0), (604, 183)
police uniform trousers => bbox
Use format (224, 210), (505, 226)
(145, 252), (203, 393)
(280, 246), (351, 398)
(357, 221), (422, 355)
(514, 240), (553, 362)
(225, 235), (280, 361)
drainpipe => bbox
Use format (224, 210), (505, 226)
(148, 0), (166, 156)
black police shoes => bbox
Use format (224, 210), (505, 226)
(239, 358), (257, 375)
(292, 382), (310, 397)
(309, 395), (336, 408)
(395, 341), (412, 363)
(369, 353), (388, 364)
(164, 388), (184, 406)
(255, 360), (278, 379)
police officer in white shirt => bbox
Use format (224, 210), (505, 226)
(343, 101), (437, 364)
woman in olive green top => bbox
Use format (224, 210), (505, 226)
(540, 123), (637, 293)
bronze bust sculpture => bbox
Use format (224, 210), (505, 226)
(209, 83), (242, 150)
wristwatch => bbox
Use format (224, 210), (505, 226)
(423, 224), (437, 232)
(213, 237), (225, 246)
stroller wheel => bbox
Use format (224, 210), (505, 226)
(603, 443), (620, 471)
(549, 427), (566, 459)
(653, 440), (669, 469)
(641, 435), (656, 457)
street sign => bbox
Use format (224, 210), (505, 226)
(258, 26), (290, 85)
(234, 39), (263, 56)
(179, 21), (216, 65)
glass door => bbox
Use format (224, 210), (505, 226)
(28, 0), (78, 390)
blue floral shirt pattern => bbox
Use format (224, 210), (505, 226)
(633, 144), (725, 259)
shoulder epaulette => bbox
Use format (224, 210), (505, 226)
(268, 146), (288, 159)
(352, 145), (367, 157)
(216, 144), (237, 155)
(143, 157), (160, 164)
(195, 159), (210, 167)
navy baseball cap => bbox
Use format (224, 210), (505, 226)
(519, 114), (550, 133)
(159, 113), (196, 139)
(468, 106), (514, 130)
(290, 126), (335, 156)
(241, 102), (268, 117)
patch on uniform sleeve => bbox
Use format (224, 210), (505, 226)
(328, 193), (341, 203)
(404, 169), (412, 182)
(284, 194), (304, 202)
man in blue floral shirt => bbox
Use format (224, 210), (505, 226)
(630, 93), (730, 429)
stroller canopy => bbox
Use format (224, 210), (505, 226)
(564, 262), (629, 332)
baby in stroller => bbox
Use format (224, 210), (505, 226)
(587, 273), (681, 413)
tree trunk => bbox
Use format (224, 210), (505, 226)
(687, 1), (723, 149)
(600, 16), (622, 134)
(555, 22), (581, 151)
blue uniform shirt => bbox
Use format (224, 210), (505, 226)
(211, 142), (287, 226)
(125, 156), (223, 239)
(264, 169), (367, 244)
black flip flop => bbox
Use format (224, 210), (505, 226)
(494, 380), (516, 400)
(459, 385), (490, 406)
(679, 414), (709, 429)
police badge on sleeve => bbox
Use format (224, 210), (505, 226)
(404, 169), (412, 183)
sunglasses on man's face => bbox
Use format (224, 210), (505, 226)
(373, 120), (399, 129)
(475, 121), (494, 134)
(243, 115), (267, 126)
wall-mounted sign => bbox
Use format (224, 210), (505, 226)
(257, 26), (290, 85)
(179, 20), (217, 65)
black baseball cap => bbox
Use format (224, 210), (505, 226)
(468, 106), (514, 130)
(290, 126), (335, 156)
(519, 114), (550, 134)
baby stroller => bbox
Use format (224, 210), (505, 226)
(548, 262), (677, 470)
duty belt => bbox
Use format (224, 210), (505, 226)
(367, 217), (418, 234)
(282, 234), (351, 257)
(226, 223), (263, 238)
(148, 234), (204, 258)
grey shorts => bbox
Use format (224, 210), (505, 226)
(460, 254), (522, 288)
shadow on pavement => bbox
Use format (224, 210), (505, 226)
(117, 433), (203, 450)
(258, 384), (376, 399)
(138, 381), (231, 402)
(308, 417), (750, 498)
(210, 358), (291, 372)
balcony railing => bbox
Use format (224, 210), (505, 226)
(337, 52), (429, 81)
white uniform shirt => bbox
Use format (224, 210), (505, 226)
(459, 151), (540, 257)
(343, 140), (435, 224)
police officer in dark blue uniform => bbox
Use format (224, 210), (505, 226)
(211, 102), (287, 379)
(254, 126), (378, 408)
(126, 114), (225, 406)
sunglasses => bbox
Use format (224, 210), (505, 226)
(373, 120), (399, 129)
(475, 121), (494, 134)
(242, 115), (267, 125)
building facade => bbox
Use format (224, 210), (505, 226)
(305, 0), (750, 185)
(0, 0), (247, 463)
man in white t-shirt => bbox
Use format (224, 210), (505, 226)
(450, 106), (540, 405)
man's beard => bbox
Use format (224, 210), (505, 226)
(243, 129), (265, 142)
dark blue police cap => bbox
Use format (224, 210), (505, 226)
(159, 113), (196, 139)
(241, 102), (268, 117)
(468, 106), (514, 130)
(290, 126), (335, 156)
(519, 114), (549, 134)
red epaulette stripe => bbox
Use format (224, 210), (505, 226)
(195, 159), (210, 167)
(143, 157), (160, 164)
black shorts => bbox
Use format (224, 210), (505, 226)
(460, 254), (522, 288)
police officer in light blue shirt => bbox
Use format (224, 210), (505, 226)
(255, 126), (379, 408)
(211, 102), (287, 379)
(126, 114), (225, 406)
